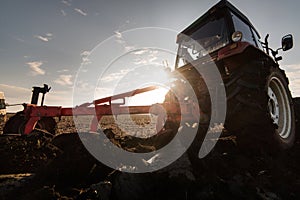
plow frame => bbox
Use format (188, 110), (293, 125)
(20, 86), (198, 135)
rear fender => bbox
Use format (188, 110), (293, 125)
(217, 42), (251, 60)
(218, 42), (277, 72)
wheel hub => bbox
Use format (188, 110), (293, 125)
(268, 87), (279, 125)
(268, 77), (292, 139)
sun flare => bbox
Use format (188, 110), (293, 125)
(127, 87), (169, 106)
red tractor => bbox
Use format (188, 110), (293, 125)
(166, 0), (295, 150)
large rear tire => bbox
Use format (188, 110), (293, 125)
(267, 67), (295, 149)
(225, 65), (295, 149)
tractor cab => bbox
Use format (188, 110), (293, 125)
(175, 0), (291, 69)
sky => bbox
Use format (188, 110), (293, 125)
(1, 0), (300, 112)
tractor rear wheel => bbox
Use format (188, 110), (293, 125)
(266, 67), (295, 149)
(225, 65), (295, 149)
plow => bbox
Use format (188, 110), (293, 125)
(3, 84), (196, 135)
(2, 0), (298, 155)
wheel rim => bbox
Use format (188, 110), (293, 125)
(268, 77), (292, 139)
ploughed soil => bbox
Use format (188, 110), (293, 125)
(1, 102), (300, 200)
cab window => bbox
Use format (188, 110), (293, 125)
(231, 12), (256, 46)
(252, 29), (264, 50)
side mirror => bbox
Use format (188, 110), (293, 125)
(282, 34), (293, 51)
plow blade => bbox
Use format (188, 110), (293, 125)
(3, 112), (56, 135)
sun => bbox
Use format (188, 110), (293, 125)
(123, 66), (172, 106)
(127, 87), (169, 106)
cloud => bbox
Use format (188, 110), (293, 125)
(114, 30), (135, 52)
(54, 75), (73, 86)
(61, 0), (71, 6)
(0, 84), (30, 96)
(114, 31), (125, 45)
(125, 46), (135, 51)
(114, 31), (123, 39)
(34, 33), (53, 42)
(13, 36), (25, 43)
(80, 50), (91, 65)
(101, 69), (131, 83)
(27, 61), (45, 76)
(57, 69), (69, 73)
(133, 58), (148, 65)
(61, 9), (67, 16)
(133, 49), (148, 55)
(34, 35), (49, 42)
(132, 49), (159, 65)
(80, 50), (90, 57)
(74, 8), (87, 16)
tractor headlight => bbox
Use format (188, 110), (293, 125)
(232, 31), (243, 42)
